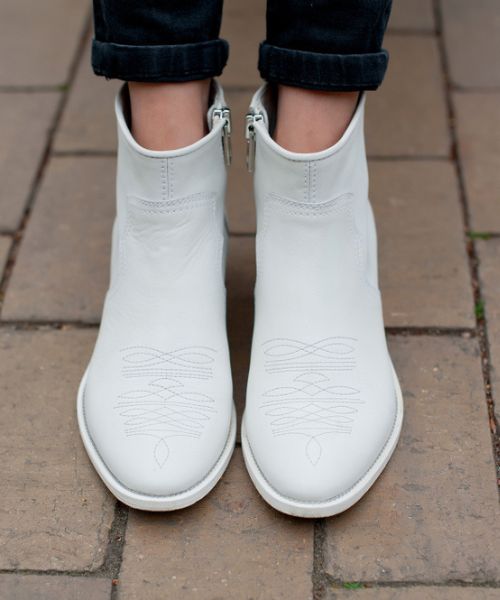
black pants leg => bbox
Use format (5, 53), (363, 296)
(260, 0), (392, 90)
(92, 0), (228, 82)
(92, 0), (392, 91)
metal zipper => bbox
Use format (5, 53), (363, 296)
(245, 111), (264, 173)
(212, 107), (232, 167)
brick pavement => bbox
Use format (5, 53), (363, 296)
(0, 1), (499, 598)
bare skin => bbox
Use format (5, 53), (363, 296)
(128, 80), (358, 153)
(273, 85), (359, 153)
(128, 80), (211, 151)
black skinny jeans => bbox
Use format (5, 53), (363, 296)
(92, 0), (392, 92)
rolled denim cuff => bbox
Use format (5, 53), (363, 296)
(258, 42), (389, 91)
(92, 38), (229, 82)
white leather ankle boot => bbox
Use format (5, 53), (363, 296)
(242, 85), (403, 518)
(77, 81), (236, 511)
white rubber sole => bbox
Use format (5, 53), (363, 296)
(77, 369), (237, 511)
(241, 363), (404, 518)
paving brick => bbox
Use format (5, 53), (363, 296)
(389, 0), (435, 31)
(324, 336), (499, 583)
(477, 239), (500, 423)
(0, 575), (110, 600)
(220, 0), (265, 89)
(0, 236), (11, 277)
(371, 160), (474, 328)
(54, 37), (119, 154)
(118, 449), (313, 600)
(0, 329), (114, 570)
(2, 157), (115, 322)
(0, 0), (89, 86)
(227, 236), (255, 434)
(454, 93), (500, 233)
(0, 92), (59, 232)
(366, 35), (450, 157)
(442, 0), (500, 89)
(327, 587), (500, 599)
(225, 90), (256, 234)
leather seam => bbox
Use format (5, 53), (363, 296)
(126, 192), (215, 214)
(266, 191), (353, 214)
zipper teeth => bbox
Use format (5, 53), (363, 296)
(245, 112), (263, 173)
(212, 106), (232, 167)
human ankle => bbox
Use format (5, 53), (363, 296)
(128, 80), (211, 151)
(273, 85), (359, 153)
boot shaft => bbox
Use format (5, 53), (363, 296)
(247, 84), (378, 296)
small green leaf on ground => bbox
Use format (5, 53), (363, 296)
(467, 231), (491, 240)
(475, 299), (485, 320)
(342, 582), (363, 589)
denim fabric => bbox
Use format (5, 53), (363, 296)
(92, 0), (392, 91)
(92, 0), (228, 82)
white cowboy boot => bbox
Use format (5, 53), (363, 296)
(242, 85), (403, 518)
(77, 81), (236, 511)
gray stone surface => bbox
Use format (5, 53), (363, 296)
(389, 0), (435, 31)
(54, 37), (120, 154)
(0, 92), (59, 231)
(443, 0), (500, 88)
(0, 575), (110, 600)
(220, 0), (265, 88)
(0, 329), (114, 570)
(2, 157), (115, 322)
(325, 336), (499, 583)
(366, 36), (450, 157)
(371, 160), (474, 328)
(454, 93), (500, 233)
(0, 0), (89, 86)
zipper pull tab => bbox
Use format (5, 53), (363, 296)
(212, 107), (232, 167)
(245, 112), (263, 173)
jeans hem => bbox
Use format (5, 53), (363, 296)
(258, 42), (389, 91)
(92, 38), (229, 82)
